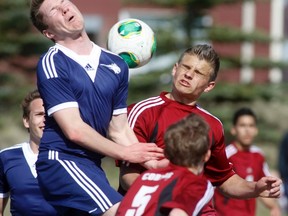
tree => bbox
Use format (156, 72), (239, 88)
(0, 0), (51, 58)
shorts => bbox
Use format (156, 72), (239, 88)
(36, 150), (122, 216)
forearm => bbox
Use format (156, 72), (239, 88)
(260, 197), (281, 216)
(219, 174), (258, 199)
(54, 109), (127, 160)
(54, 109), (163, 163)
(108, 119), (139, 147)
(119, 165), (141, 190)
(70, 122), (127, 159)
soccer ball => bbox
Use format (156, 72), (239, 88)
(107, 18), (157, 68)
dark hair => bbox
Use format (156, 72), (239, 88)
(178, 44), (220, 81)
(21, 89), (41, 119)
(164, 113), (210, 167)
(30, 0), (48, 33)
(232, 107), (257, 125)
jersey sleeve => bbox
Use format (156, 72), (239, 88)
(112, 58), (129, 115)
(204, 120), (235, 186)
(255, 149), (271, 178)
(36, 49), (78, 116)
(127, 103), (153, 143)
(161, 179), (214, 215)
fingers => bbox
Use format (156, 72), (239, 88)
(259, 176), (283, 198)
(124, 142), (164, 163)
(141, 143), (164, 153)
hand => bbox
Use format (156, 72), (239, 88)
(142, 158), (170, 170)
(256, 176), (282, 198)
(123, 143), (164, 164)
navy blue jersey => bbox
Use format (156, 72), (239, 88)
(37, 43), (129, 161)
(0, 142), (57, 216)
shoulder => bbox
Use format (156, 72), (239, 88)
(37, 45), (68, 79)
(195, 105), (223, 128)
(0, 143), (26, 162)
(0, 142), (25, 154)
(39, 45), (61, 63)
(225, 143), (238, 158)
(128, 95), (165, 116)
(195, 105), (224, 141)
(250, 145), (265, 156)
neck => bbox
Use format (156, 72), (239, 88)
(188, 165), (204, 175)
(234, 141), (250, 151)
(56, 31), (93, 55)
(167, 91), (197, 106)
(29, 140), (39, 154)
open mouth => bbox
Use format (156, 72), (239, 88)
(69, 16), (74, 22)
(180, 79), (190, 87)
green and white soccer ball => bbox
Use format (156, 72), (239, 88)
(107, 18), (157, 68)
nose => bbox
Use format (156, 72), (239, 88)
(62, 5), (69, 15)
(184, 70), (194, 80)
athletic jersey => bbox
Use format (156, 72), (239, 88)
(116, 163), (214, 216)
(124, 92), (235, 215)
(36, 42), (129, 161)
(213, 143), (271, 216)
(127, 92), (234, 185)
(0, 142), (58, 216)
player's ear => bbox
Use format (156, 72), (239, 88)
(43, 29), (55, 40)
(23, 117), (29, 130)
(204, 149), (211, 163)
(204, 81), (215, 93)
(172, 63), (178, 76)
(230, 126), (236, 136)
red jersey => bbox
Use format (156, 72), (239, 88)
(116, 164), (214, 216)
(128, 92), (234, 185)
(126, 92), (235, 215)
(213, 143), (271, 216)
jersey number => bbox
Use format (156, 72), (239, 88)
(125, 185), (159, 216)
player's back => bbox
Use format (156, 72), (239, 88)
(116, 164), (214, 216)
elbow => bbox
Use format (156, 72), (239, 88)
(64, 127), (83, 143)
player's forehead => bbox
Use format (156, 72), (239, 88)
(29, 98), (44, 113)
(235, 115), (256, 125)
(180, 54), (213, 72)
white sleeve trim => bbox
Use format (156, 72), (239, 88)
(113, 108), (127, 115)
(48, 102), (79, 116)
(0, 192), (9, 198)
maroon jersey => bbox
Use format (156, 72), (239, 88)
(126, 92), (235, 215)
(116, 164), (214, 216)
(214, 143), (271, 216)
(128, 92), (234, 185)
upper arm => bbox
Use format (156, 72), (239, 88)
(52, 107), (84, 140)
(204, 129), (234, 186)
(108, 113), (138, 146)
(109, 113), (129, 136)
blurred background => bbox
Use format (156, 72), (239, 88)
(1, 0), (288, 215)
